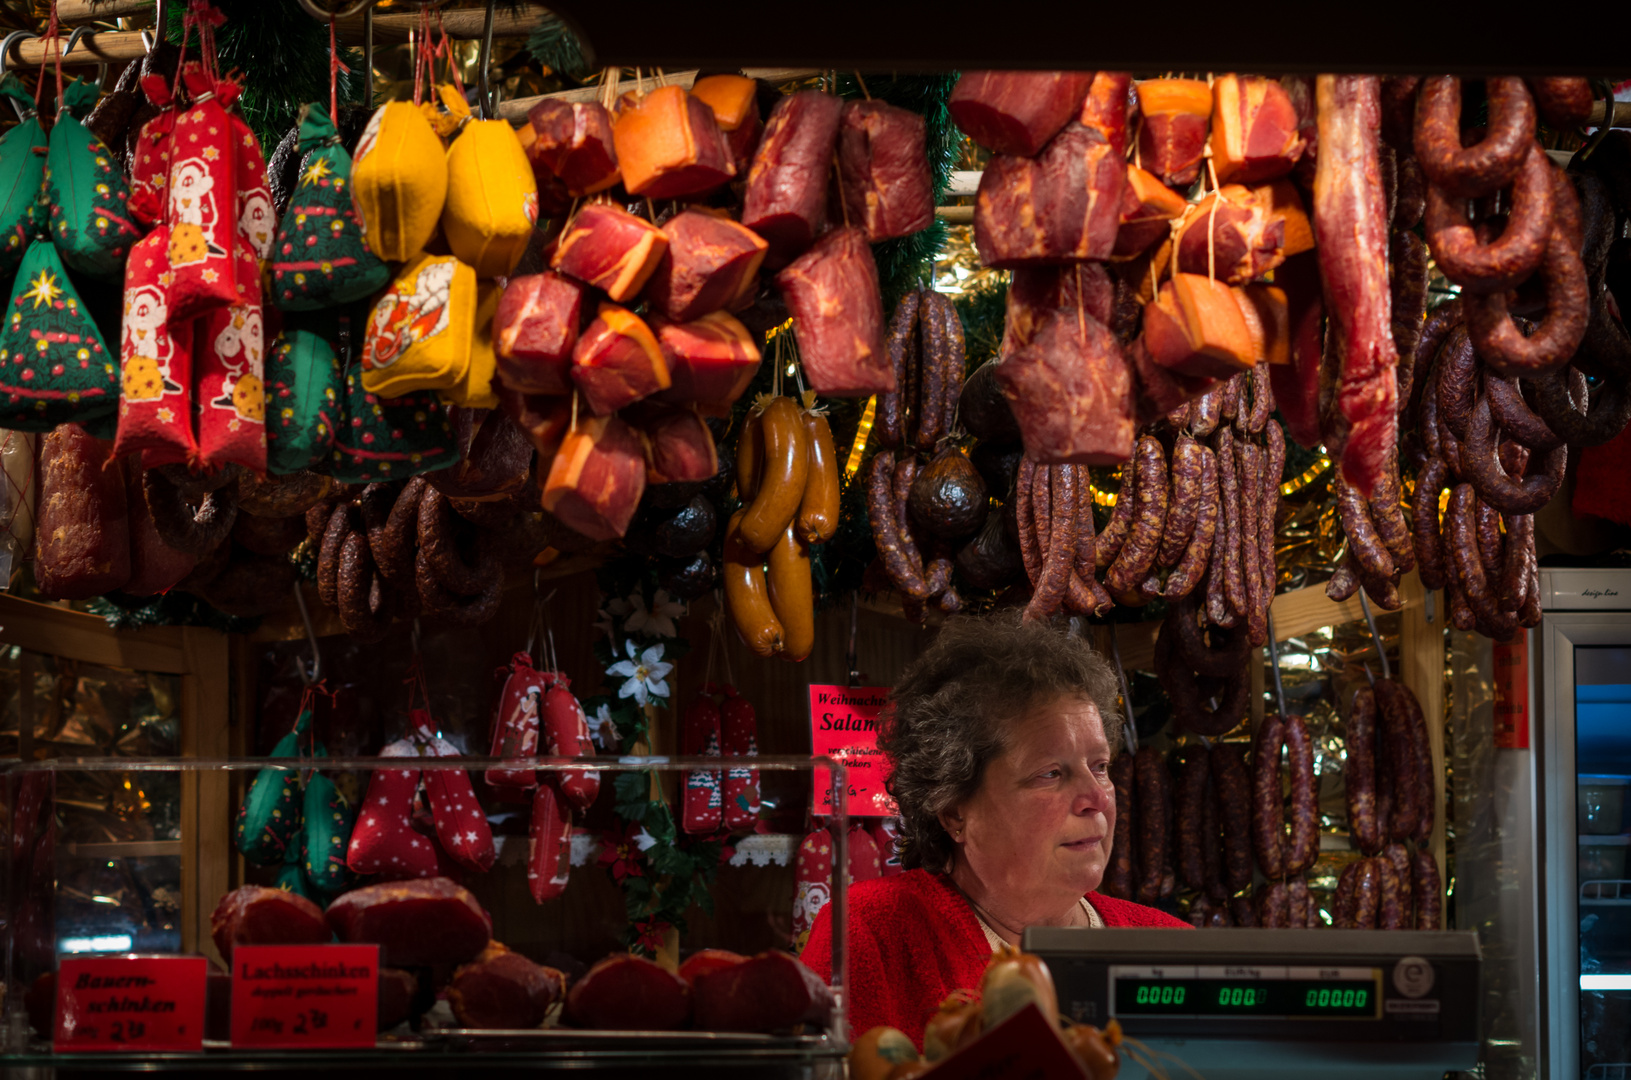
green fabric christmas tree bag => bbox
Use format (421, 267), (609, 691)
(0, 76), (46, 278)
(0, 240), (118, 430)
(44, 78), (140, 280)
(265, 326), (342, 474)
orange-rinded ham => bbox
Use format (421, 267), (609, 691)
(571, 304), (670, 416)
(949, 70), (1093, 157)
(1078, 71), (1132, 156)
(741, 90), (842, 266)
(497, 387), (572, 461)
(691, 74), (762, 175)
(1211, 75), (1306, 185)
(493, 271), (584, 395)
(975, 121), (1124, 266)
(632, 404), (719, 485)
(1142, 273), (1258, 379)
(651, 310), (762, 415)
(550, 203), (667, 302)
(774, 226), (890, 396)
(612, 86), (734, 200)
(1112, 165), (1188, 259)
(837, 100), (933, 242)
(1136, 79), (1211, 189)
(540, 413), (647, 540)
(643, 209), (768, 322)
(1172, 185), (1289, 284)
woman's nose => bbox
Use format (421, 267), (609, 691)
(1073, 775), (1113, 814)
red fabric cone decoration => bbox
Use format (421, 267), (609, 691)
(412, 710), (496, 874)
(720, 685), (760, 831)
(792, 825), (833, 952)
(230, 106), (275, 263)
(848, 823), (882, 882)
(528, 778), (573, 902)
(194, 247), (266, 471)
(485, 651), (544, 791)
(166, 63), (239, 322)
(127, 74), (178, 230)
(541, 673), (598, 810)
(114, 228), (195, 462)
(871, 819), (902, 877)
(346, 738), (439, 879)
(680, 688), (723, 835)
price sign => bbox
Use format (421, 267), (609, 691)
(809, 684), (896, 817)
(230, 945), (378, 1049)
(1493, 636), (1529, 749)
(55, 955), (207, 1052)
(921, 1001), (1088, 1080)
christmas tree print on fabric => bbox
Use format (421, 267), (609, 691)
(272, 103), (389, 312)
(0, 240), (117, 431)
(45, 78), (139, 280)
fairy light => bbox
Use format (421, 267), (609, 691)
(1280, 453), (1332, 497)
(844, 396), (877, 480)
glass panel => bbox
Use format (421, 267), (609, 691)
(1574, 646), (1631, 1076)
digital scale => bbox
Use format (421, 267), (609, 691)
(1023, 928), (1482, 1080)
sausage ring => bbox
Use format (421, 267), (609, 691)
(1466, 216), (1590, 378)
(1435, 326), (1479, 441)
(144, 467), (240, 557)
(417, 484), (491, 595)
(338, 530), (393, 643)
(1531, 363), (1631, 448)
(1423, 143), (1554, 294)
(1414, 77), (1537, 198)
(373, 475), (426, 589)
(1485, 375), (1562, 451)
(1528, 76), (1594, 129)
(414, 544), (502, 628)
(1412, 456), (1451, 590)
(1462, 392), (1566, 514)
(317, 503), (352, 610)
(1168, 592), (1249, 677)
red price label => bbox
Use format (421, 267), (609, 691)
(55, 955), (207, 1052)
(230, 945), (378, 1049)
(921, 1001), (1088, 1080)
(1493, 637), (1529, 749)
(809, 684), (897, 817)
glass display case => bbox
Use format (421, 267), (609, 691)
(1, 754), (849, 1076)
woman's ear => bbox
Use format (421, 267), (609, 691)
(937, 806), (965, 841)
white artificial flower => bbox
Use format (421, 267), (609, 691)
(591, 703), (620, 752)
(633, 827), (658, 853)
(592, 597), (632, 641)
(624, 588), (686, 638)
(605, 641), (673, 705)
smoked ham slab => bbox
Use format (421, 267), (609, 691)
(540, 413), (646, 540)
(997, 305), (1134, 464)
(975, 121), (1124, 267)
(1313, 75), (1397, 497)
(949, 70), (1093, 157)
(324, 877), (492, 968)
(837, 100), (934, 242)
(775, 226), (890, 396)
(550, 203), (667, 303)
(494, 271), (584, 395)
(643, 209), (767, 323)
(742, 91), (842, 267)
(651, 310), (762, 414)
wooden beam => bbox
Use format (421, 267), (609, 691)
(0, 595), (190, 673)
(178, 626), (230, 966)
(334, 4), (552, 44)
(495, 67), (819, 121)
(13, 30), (147, 67)
(56, 0), (153, 24)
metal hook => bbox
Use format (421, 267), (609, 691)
(59, 26), (109, 89)
(292, 581), (323, 686)
(1578, 93), (1618, 164)
(846, 591), (861, 687)
(1264, 609), (1288, 721)
(475, 0), (495, 120)
(0, 31), (38, 76)
(360, 5), (373, 111)
(1109, 627), (1138, 755)
(1357, 588), (1391, 682)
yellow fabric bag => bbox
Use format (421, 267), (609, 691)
(443, 119), (539, 279)
(360, 252), (477, 398)
(350, 101), (449, 262)
(442, 281), (502, 409)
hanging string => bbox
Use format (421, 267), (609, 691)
(433, 8), (464, 102)
(328, 14), (349, 124)
(34, 0), (62, 114)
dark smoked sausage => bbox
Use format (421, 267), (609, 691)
(1252, 716), (1286, 880)
(1212, 742), (1255, 893)
(1107, 751), (1138, 901)
(1284, 714), (1318, 875)
(1135, 746), (1170, 904)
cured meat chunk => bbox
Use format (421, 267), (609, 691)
(571, 305), (670, 416)
(377, 968), (419, 1031)
(498, 388), (571, 460)
(540, 413), (646, 541)
(1079, 71), (1132, 157)
(691, 74), (761, 173)
(741, 90), (842, 266)
(1172, 185), (1289, 284)
(1002, 263), (1114, 356)
(996, 306), (1134, 464)
(494, 271), (584, 395)
(567, 953), (691, 1030)
(774, 226), (890, 396)
(550, 203), (668, 303)
(522, 99), (619, 197)
(974, 121), (1124, 267)
(35, 423), (130, 599)
(447, 942), (566, 1029)
(1313, 75), (1397, 497)
(837, 100), (933, 242)
(1142, 274), (1257, 379)
(1113, 166), (1188, 259)
(691, 950), (835, 1033)
(651, 310), (762, 414)
(1211, 75), (1306, 184)
(612, 86), (734, 200)
(644, 209), (768, 323)
(210, 885), (330, 961)
(949, 70), (1093, 157)
(633, 404), (719, 484)
(679, 949), (747, 985)
(1137, 79), (1212, 189)
(1268, 251), (1324, 448)
(324, 877), (492, 967)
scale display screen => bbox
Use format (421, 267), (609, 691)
(1110, 965), (1382, 1020)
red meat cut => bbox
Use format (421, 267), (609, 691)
(210, 885), (331, 961)
(324, 877), (492, 968)
(837, 100), (933, 242)
(774, 226), (890, 396)
(691, 950), (835, 1033)
(949, 70), (1093, 157)
(996, 306), (1134, 465)
(567, 953), (691, 1030)
(741, 90), (843, 267)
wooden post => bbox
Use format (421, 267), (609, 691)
(1396, 571), (1446, 927)
(179, 626), (230, 964)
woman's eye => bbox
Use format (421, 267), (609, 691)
(1039, 769), (1062, 780)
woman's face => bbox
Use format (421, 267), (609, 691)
(942, 695), (1117, 914)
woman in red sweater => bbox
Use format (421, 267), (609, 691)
(801, 612), (1188, 1047)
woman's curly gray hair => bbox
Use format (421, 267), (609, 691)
(879, 611), (1123, 873)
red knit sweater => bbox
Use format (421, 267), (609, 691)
(800, 868), (1190, 1047)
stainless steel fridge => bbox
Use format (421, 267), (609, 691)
(1533, 568), (1631, 1080)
